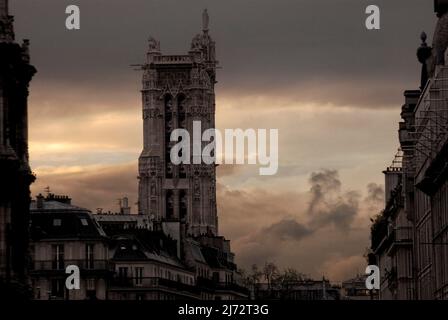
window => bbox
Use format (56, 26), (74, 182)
(52, 244), (64, 270)
(86, 279), (96, 290)
(135, 267), (144, 286)
(80, 218), (89, 226)
(119, 267), (128, 279)
(51, 279), (65, 299)
(53, 219), (62, 226)
(86, 244), (94, 269)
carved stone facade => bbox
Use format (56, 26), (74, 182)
(138, 10), (218, 237)
(0, 0), (36, 296)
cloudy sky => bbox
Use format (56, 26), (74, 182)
(11, 0), (436, 281)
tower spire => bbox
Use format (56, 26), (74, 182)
(202, 8), (209, 33)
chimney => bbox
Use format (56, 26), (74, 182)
(383, 167), (402, 204)
(46, 193), (72, 205)
(36, 194), (44, 209)
(120, 197), (131, 215)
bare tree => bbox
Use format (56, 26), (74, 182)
(273, 268), (308, 299)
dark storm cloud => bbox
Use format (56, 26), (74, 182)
(364, 182), (385, 215)
(308, 169), (341, 213)
(228, 169), (368, 268)
(12, 0), (436, 108)
(307, 170), (360, 231)
(259, 219), (313, 242)
(310, 191), (360, 231)
(365, 183), (384, 204)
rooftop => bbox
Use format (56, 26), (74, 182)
(30, 211), (107, 240)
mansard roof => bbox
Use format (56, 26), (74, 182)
(110, 231), (186, 269)
(200, 246), (237, 271)
(30, 210), (107, 240)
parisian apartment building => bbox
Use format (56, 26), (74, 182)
(371, 1), (448, 300)
(28, 193), (249, 300)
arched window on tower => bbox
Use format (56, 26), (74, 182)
(177, 95), (187, 178)
(166, 190), (174, 219)
(164, 95), (173, 178)
(178, 95), (186, 129)
(180, 190), (187, 221)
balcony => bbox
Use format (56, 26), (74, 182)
(412, 67), (448, 194)
(197, 277), (250, 296)
(109, 277), (200, 295)
(153, 55), (191, 65)
(30, 259), (112, 273)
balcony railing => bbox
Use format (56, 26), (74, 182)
(197, 277), (249, 295)
(30, 259), (111, 271)
(109, 277), (200, 295)
(412, 67), (448, 186)
(153, 55), (191, 64)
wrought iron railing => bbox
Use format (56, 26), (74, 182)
(30, 259), (111, 271)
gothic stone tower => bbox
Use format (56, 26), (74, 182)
(0, 0), (36, 294)
(138, 10), (218, 237)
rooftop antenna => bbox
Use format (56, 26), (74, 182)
(44, 186), (51, 196)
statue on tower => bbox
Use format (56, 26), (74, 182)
(202, 9), (209, 32)
(148, 36), (160, 52)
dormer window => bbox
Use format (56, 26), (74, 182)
(80, 218), (88, 226)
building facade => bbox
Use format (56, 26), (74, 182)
(371, 166), (414, 299)
(96, 214), (248, 300)
(341, 275), (377, 300)
(107, 232), (199, 300)
(29, 194), (110, 300)
(0, 0), (36, 298)
(372, 0), (448, 300)
(137, 9), (218, 237)
(27, 193), (248, 300)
